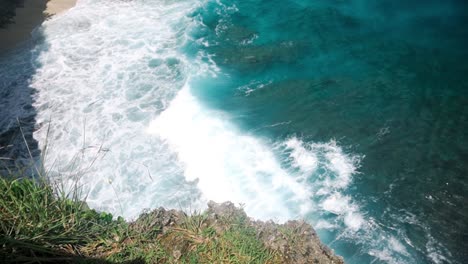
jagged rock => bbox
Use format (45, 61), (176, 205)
(206, 201), (344, 264)
(131, 207), (186, 236)
(131, 201), (344, 264)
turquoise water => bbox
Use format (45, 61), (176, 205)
(0, 0), (467, 263)
(186, 0), (468, 263)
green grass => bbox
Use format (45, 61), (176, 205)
(165, 213), (278, 264)
(0, 176), (126, 263)
(0, 176), (283, 263)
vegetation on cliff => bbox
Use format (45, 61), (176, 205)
(0, 176), (343, 263)
(0, 0), (22, 28)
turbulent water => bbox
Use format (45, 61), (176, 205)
(0, 0), (467, 263)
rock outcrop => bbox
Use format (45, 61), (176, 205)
(132, 201), (344, 264)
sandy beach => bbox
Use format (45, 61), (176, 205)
(0, 0), (76, 53)
(46, 0), (77, 15)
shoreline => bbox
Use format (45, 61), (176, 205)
(1, 174), (345, 263)
(0, 0), (76, 54)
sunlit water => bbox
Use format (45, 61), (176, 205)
(0, 0), (467, 263)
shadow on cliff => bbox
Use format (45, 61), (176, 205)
(1, 250), (146, 264)
(1, 244), (146, 264)
(0, 0), (51, 173)
(0, 0), (24, 27)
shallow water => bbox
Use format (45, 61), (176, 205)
(0, 0), (467, 263)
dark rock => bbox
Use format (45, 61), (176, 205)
(130, 207), (186, 236)
(207, 202), (344, 264)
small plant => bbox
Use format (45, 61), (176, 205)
(159, 211), (279, 264)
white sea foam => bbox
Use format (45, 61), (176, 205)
(367, 236), (411, 264)
(285, 137), (318, 175)
(365, 234), (414, 264)
(29, 0), (204, 219)
(426, 233), (452, 264)
(315, 220), (337, 230)
(369, 249), (400, 264)
(389, 236), (409, 256)
(281, 137), (420, 263)
(282, 137), (365, 230)
(147, 85), (311, 221)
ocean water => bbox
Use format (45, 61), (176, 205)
(0, 0), (467, 263)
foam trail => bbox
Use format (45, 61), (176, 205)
(282, 137), (365, 230)
(285, 137), (318, 175)
(148, 84), (311, 221)
(280, 137), (417, 263)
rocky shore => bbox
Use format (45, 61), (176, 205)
(1, 174), (344, 263)
(132, 201), (344, 264)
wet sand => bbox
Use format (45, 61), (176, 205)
(0, 0), (76, 53)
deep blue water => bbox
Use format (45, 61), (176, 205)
(186, 0), (468, 263)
